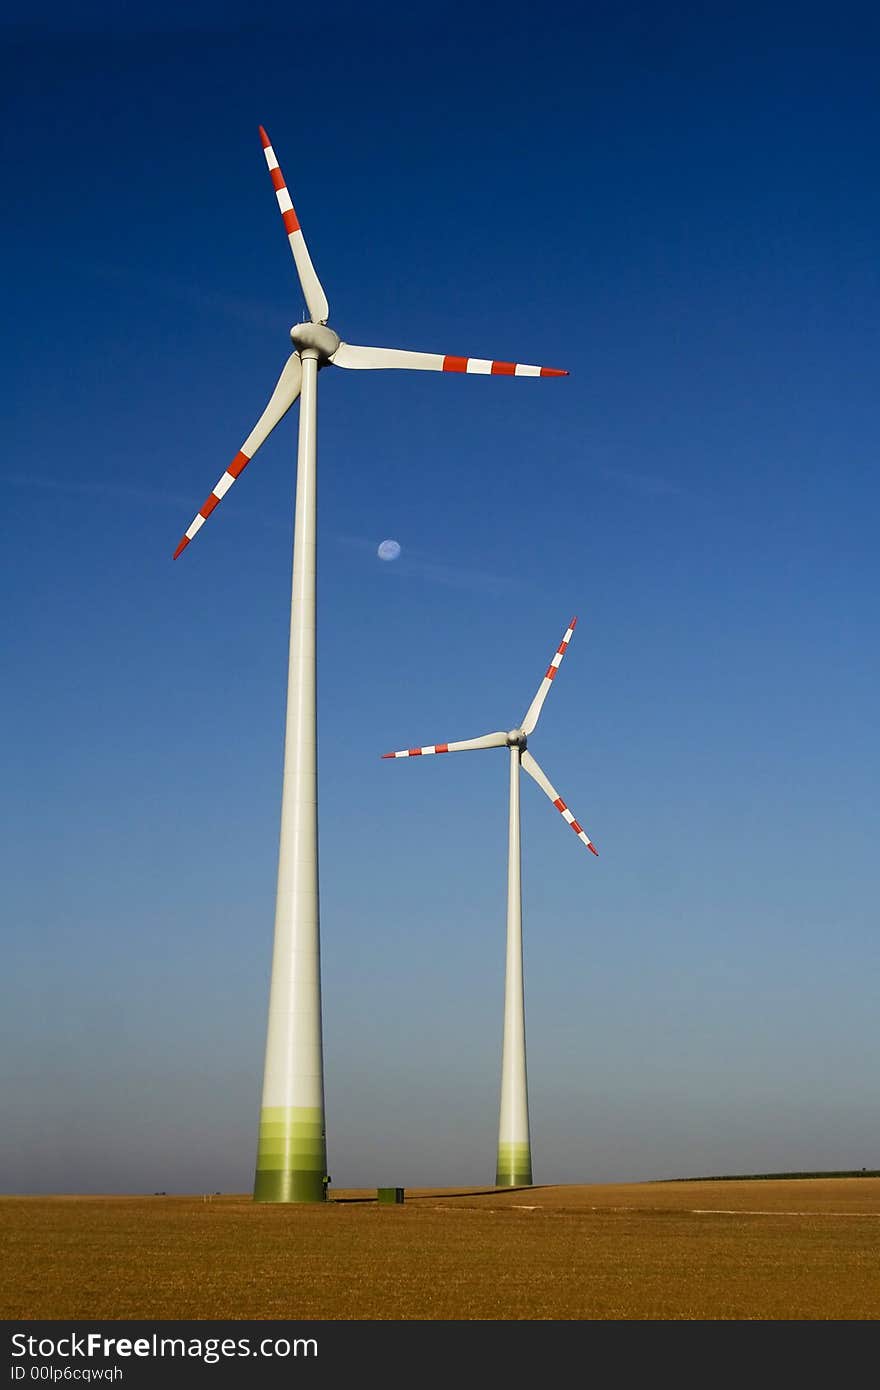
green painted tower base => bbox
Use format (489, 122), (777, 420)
(253, 1169), (326, 1202)
(496, 1141), (532, 1187)
(253, 1106), (327, 1204)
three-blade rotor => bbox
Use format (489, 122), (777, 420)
(172, 126), (569, 559)
(383, 619), (598, 856)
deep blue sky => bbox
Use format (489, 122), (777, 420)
(3, 4), (878, 1193)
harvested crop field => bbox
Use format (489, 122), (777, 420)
(2, 1178), (878, 1320)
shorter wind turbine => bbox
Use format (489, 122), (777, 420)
(383, 618), (597, 1187)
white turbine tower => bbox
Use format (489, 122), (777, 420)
(383, 618), (597, 1187)
(174, 127), (569, 1203)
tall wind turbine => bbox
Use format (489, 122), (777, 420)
(173, 127), (570, 1203)
(383, 619), (596, 1187)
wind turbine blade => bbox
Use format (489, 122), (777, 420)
(521, 618), (577, 736)
(520, 750), (598, 856)
(258, 126), (329, 324)
(382, 731), (508, 758)
(330, 342), (568, 376)
(173, 352), (302, 559)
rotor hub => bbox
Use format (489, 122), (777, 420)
(290, 322), (340, 362)
(506, 728), (527, 749)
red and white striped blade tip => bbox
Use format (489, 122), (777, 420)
(542, 617), (578, 681)
(257, 124), (329, 324)
(381, 744), (450, 758)
(329, 343), (568, 375)
(437, 343), (572, 378)
(172, 456), (246, 559)
(258, 125), (301, 228)
(441, 359), (567, 376)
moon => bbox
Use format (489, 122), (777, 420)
(377, 539), (401, 562)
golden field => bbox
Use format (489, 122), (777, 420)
(2, 1178), (878, 1321)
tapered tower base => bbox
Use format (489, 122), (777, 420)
(253, 1105), (327, 1204)
(253, 350), (327, 1207)
(495, 1141), (532, 1187)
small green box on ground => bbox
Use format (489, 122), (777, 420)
(377, 1187), (405, 1204)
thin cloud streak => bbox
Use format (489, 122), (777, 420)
(334, 533), (520, 595)
(3, 472), (199, 511)
(597, 465), (685, 498)
(81, 262), (283, 332)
